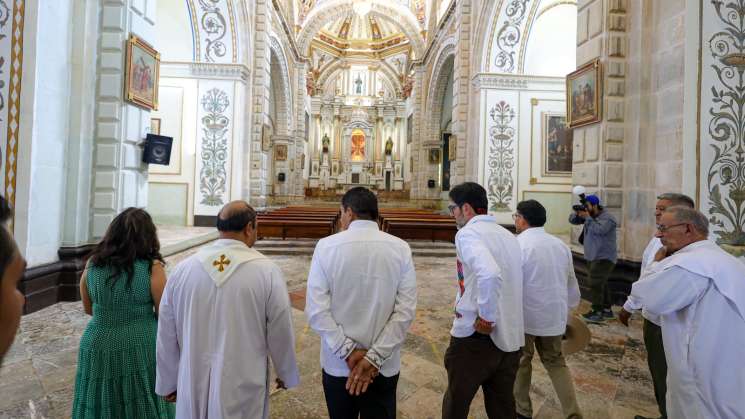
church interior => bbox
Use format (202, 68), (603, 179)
(1, 0), (743, 417)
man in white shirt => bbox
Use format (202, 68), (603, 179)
(305, 187), (417, 419)
(442, 182), (524, 419)
(156, 201), (300, 419)
(512, 200), (582, 419)
(623, 206), (745, 418)
(619, 193), (695, 419)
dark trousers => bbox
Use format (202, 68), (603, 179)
(587, 259), (615, 311)
(322, 369), (399, 419)
(442, 333), (521, 419)
(643, 319), (668, 418)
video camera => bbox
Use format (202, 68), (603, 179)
(572, 185), (587, 212)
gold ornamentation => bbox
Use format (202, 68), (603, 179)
(213, 254), (231, 272)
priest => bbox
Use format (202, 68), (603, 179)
(625, 206), (745, 418)
(156, 201), (299, 419)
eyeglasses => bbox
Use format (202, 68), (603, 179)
(656, 222), (688, 233)
(511, 213), (522, 221)
(447, 204), (459, 214)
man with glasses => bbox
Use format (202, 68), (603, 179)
(623, 206), (745, 418)
(568, 194), (617, 323)
(513, 200), (583, 419)
(442, 182), (523, 419)
(619, 193), (694, 419)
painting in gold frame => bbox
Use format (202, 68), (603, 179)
(150, 118), (161, 135)
(274, 144), (288, 161)
(428, 148), (441, 164)
(566, 59), (601, 128)
(542, 113), (573, 176)
(125, 35), (160, 110)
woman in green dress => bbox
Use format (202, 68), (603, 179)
(72, 208), (174, 418)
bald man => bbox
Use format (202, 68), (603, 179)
(156, 201), (299, 419)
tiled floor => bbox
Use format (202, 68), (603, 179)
(0, 249), (660, 419)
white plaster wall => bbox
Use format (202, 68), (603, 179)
(522, 4), (577, 77)
(14, 0), (74, 265)
(156, 0), (194, 61)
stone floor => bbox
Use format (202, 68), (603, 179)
(0, 246), (660, 419)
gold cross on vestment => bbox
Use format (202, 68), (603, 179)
(213, 254), (231, 272)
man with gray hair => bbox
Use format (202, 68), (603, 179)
(625, 206), (745, 418)
(619, 193), (695, 419)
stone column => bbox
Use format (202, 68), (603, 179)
(293, 62), (306, 199)
(410, 66), (425, 199)
(572, 0), (627, 254)
(451, 0), (471, 187)
(249, 0), (271, 207)
(90, 0), (158, 239)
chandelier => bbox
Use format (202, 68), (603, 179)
(352, 0), (373, 17)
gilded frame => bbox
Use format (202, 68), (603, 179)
(124, 35), (160, 110)
(566, 58), (601, 128)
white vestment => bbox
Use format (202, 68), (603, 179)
(517, 227), (580, 336)
(156, 239), (300, 419)
(628, 240), (745, 419)
(623, 237), (663, 325)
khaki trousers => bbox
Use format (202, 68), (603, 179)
(513, 334), (582, 419)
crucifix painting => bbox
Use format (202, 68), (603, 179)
(351, 129), (365, 161)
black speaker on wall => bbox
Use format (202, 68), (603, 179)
(278, 173), (286, 182)
(142, 134), (173, 165)
(427, 179), (436, 188)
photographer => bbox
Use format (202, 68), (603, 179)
(569, 194), (617, 323)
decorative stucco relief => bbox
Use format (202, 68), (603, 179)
(489, 0), (533, 73)
(487, 101), (516, 212)
(703, 0), (745, 256)
(198, 88), (230, 206)
(192, 0), (237, 63)
(2, 0), (23, 216)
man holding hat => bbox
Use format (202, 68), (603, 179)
(514, 199), (583, 419)
(569, 194), (618, 323)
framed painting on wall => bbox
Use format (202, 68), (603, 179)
(125, 35), (160, 110)
(150, 118), (161, 135)
(566, 58), (601, 128)
(542, 113), (573, 176)
(261, 124), (271, 152)
(428, 148), (441, 164)
(274, 144), (288, 161)
(448, 135), (456, 161)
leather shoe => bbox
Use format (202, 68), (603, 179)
(517, 414), (532, 419)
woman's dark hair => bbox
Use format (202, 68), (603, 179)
(516, 199), (547, 227)
(87, 207), (163, 286)
(341, 187), (379, 220)
(448, 182), (489, 214)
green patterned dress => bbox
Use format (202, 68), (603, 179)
(72, 259), (174, 419)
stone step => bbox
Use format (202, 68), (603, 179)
(255, 245), (456, 257)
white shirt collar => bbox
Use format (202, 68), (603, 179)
(213, 238), (249, 247)
(465, 214), (495, 227)
(519, 226), (546, 237)
(348, 219), (379, 230)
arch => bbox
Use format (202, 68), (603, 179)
(483, 0), (541, 74)
(472, 0), (500, 73)
(268, 35), (294, 135)
(427, 51), (455, 146)
(185, 0), (239, 63)
(519, 1), (577, 75)
(427, 40), (456, 144)
(297, 0), (426, 58)
(316, 61), (403, 97)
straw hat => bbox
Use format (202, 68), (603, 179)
(562, 314), (591, 355)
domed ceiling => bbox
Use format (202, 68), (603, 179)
(316, 14), (408, 53)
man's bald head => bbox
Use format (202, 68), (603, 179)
(216, 201), (256, 232)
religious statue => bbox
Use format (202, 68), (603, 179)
(354, 74), (363, 95)
(385, 137), (393, 155)
(322, 134), (330, 153)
